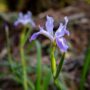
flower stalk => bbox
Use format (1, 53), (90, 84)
(50, 43), (62, 90)
(20, 31), (28, 90)
(50, 42), (57, 77)
(50, 42), (65, 90)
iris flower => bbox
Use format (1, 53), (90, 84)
(14, 11), (35, 27)
(30, 16), (70, 52)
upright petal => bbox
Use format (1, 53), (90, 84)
(18, 12), (24, 19)
(56, 37), (68, 52)
(64, 16), (68, 26)
(24, 11), (32, 20)
(55, 16), (69, 38)
(55, 23), (65, 38)
(64, 16), (70, 36)
(27, 11), (32, 17)
(45, 16), (54, 35)
(14, 12), (24, 26)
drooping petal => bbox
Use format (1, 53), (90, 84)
(30, 26), (44, 42)
(56, 37), (68, 52)
(14, 21), (19, 26)
(30, 26), (54, 42)
(45, 15), (54, 35)
(65, 29), (70, 36)
(39, 26), (54, 41)
(14, 13), (23, 26)
(14, 12), (25, 26)
(28, 19), (36, 27)
(14, 19), (23, 26)
(30, 32), (41, 42)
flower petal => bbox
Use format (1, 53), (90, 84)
(24, 11), (32, 20)
(14, 19), (24, 26)
(64, 16), (70, 36)
(14, 12), (25, 26)
(55, 16), (69, 38)
(64, 16), (68, 25)
(55, 23), (65, 37)
(30, 26), (54, 42)
(45, 15), (54, 35)
(30, 26), (44, 42)
(56, 37), (68, 52)
(30, 32), (41, 42)
(14, 11), (35, 27)
(65, 29), (70, 36)
(27, 11), (32, 17)
(14, 21), (19, 26)
(18, 12), (24, 19)
(28, 19), (36, 27)
(24, 12), (35, 27)
(39, 26), (54, 41)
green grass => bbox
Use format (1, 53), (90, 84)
(80, 43), (90, 90)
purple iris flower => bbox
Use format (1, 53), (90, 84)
(30, 16), (70, 52)
(14, 11), (35, 27)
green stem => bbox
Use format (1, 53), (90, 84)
(50, 43), (57, 77)
(20, 32), (28, 90)
(54, 79), (61, 90)
(50, 43), (65, 90)
(20, 47), (28, 90)
(50, 43), (61, 90)
(5, 25), (24, 86)
(19, 26), (33, 90)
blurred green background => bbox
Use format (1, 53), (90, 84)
(0, 0), (90, 90)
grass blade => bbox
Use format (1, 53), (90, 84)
(55, 53), (65, 79)
(80, 44), (90, 90)
(35, 41), (42, 90)
(43, 68), (51, 90)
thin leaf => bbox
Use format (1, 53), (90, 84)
(80, 45), (90, 90)
(43, 69), (51, 90)
(35, 41), (42, 90)
(55, 53), (65, 79)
